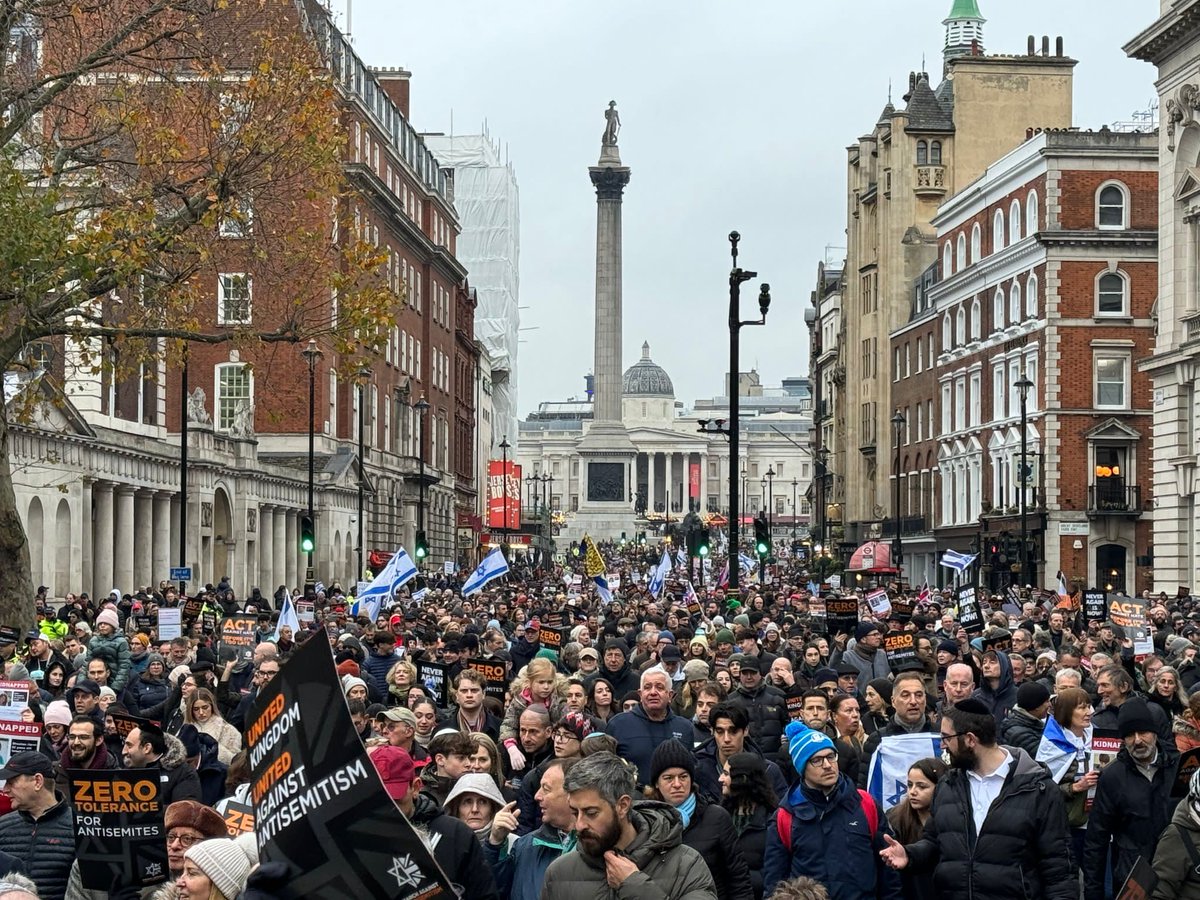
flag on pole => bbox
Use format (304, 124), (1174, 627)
(1056, 571), (1069, 596)
(917, 582), (931, 605)
(683, 581), (699, 609)
(717, 562), (729, 589)
(867, 732), (943, 810)
(594, 575), (613, 605)
(582, 536), (606, 579)
(356, 547), (419, 618)
(647, 550), (671, 599)
(675, 548), (687, 569)
(939, 550), (978, 573)
(272, 594), (300, 642)
(462, 547), (510, 596)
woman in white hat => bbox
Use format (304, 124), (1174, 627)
(444, 772), (509, 844)
(171, 835), (256, 900)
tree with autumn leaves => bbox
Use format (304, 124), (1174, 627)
(0, 0), (397, 628)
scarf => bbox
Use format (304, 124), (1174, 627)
(676, 793), (698, 829)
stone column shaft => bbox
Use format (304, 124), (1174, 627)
(92, 483), (113, 599)
(273, 509), (287, 594)
(134, 491), (153, 589)
(114, 487), (135, 594)
(152, 494), (171, 588)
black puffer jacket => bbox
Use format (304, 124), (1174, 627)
(858, 714), (938, 789)
(906, 747), (1075, 900)
(726, 803), (771, 900)
(0, 794), (75, 900)
(727, 682), (789, 761)
(679, 796), (753, 900)
(1083, 740), (1180, 900)
(997, 707), (1045, 759)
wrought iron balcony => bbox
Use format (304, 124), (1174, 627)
(1087, 483), (1142, 517)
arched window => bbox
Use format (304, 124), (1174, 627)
(970, 297), (981, 341)
(1097, 182), (1128, 229)
(956, 233), (967, 271)
(916, 141), (928, 165)
(942, 242), (953, 277)
(930, 141), (942, 165)
(1009, 199), (1022, 244)
(1026, 273), (1039, 317)
(1026, 190), (1039, 232)
(993, 209), (1005, 253)
(955, 306), (966, 346)
(942, 312), (952, 351)
(993, 288), (1005, 331)
(1097, 270), (1129, 316)
(1010, 282), (1021, 323)
(971, 223), (981, 263)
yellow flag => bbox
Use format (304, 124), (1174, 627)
(582, 535), (606, 579)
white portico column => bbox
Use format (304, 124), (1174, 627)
(647, 451), (657, 512)
(92, 482), (114, 599)
(134, 491), (153, 589)
(259, 506), (274, 593)
(698, 453), (708, 513)
(152, 492), (172, 587)
(273, 508), (287, 594)
(284, 511), (298, 592)
(114, 486), (135, 595)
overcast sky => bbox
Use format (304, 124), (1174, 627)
(334, 1), (1157, 418)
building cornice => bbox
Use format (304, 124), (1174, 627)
(1125, 0), (1200, 63)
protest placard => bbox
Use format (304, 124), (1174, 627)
(68, 769), (167, 891)
(866, 589), (892, 618)
(0, 721), (42, 759)
(537, 626), (569, 653)
(219, 616), (258, 654)
(222, 800), (256, 836)
(296, 601), (315, 624)
(827, 597), (857, 635)
(889, 596), (914, 623)
(957, 585), (984, 633)
(246, 636), (452, 898)
(1084, 589), (1107, 623)
(156, 608), (181, 641)
(0, 681), (32, 721)
(465, 658), (509, 703)
(1107, 595), (1153, 658)
(415, 660), (450, 707)
(884, 631), (917, 669)
(181, 598), (203, 620)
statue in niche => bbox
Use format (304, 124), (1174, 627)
(602, 101), (621, 146)
(229, 400), (255, 438)
(186, 388), (211, 424)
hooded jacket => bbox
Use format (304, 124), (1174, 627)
(906, 746), (1075, 900)
(0, 793), (75, 900)
(408, 791), (501, 900)
(135, 733), (203, 808)
(1151, 798), (1200, 900)
(586, 654), (641, 701)
(1084, 739), (1180, 900)
(762, 773), (902, 900)
(483, 819), (572, 900)
(679, 796), (754, 900)
(606, 704), (697, 786)
(540, 801), (716, 900)
(693, 735), (789, 804)
(971, 652), (1017, 724)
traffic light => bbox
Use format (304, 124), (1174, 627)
(300, 515), (315, 553)
(414, 529), (428, 560)
(697, 527), (710, 557)
(754, 513), (770, 558)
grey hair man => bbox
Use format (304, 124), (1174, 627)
(540, 752), (715, 900)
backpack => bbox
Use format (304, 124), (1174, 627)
(775, 789), (879, 852)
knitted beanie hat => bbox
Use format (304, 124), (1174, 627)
(185, 838), (254, 898)
(649, 738), (696, 785)
(786, 720), (836, 775)
(43, 700), (72, 728)
(683, 659), (711, 682)
(95, 609), (120, 630)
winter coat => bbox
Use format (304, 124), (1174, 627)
(361, 648), (400, 687)
(693, 736), (788, 804)
(605, 705), (697, 786)
(408, 792), (500, 900)
(193, 714), (242, 765)
(1151, 799), (1200, 900)
(997, 707), (1045, 759)
(55, 740), (120, 797)
(483, 819), (570, 900)
(1084, 740), (1180, 900)
(1093, 694), (1175, 745)
(1177, 715), (1200, 753)
(727, 803), (770, 900)
(540, 801), (716, 900)
(971, 652), (1017, 724)
(126, 673), (170, 720)
(498, 688), (565, 746)
(64, 860), (159, 900)
(727, 682), (789, 761)
(858, 715), (938, 789)
(0, 794), (75, 900)
(905, 747), (1076, 900)
(762, 773), (902, 900)
(137, 733), (203, 807)
(509, 637), (542, 675)
(831, 643), (891, 686)
(585, 658), (641, 702)
(680, 796), (753, 900)
(85, 631), (132, 691)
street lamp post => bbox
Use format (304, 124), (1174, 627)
(1015, 370), (1034, 588)
(791, 478), (799, 544)
(414, 397), (430, 563)
(891, 409), (905, 581)
(499, 436), (511, 546)
(815, 447), (829, 554)
(726, 231), (771, 592)
(760, 478), (767, 519)
(355, 364), (370, 582)
(525, 472), (539, 518)
(766, 466), (775, 531)
(178, 344), (189, 597)
(301, 340), (323, 593)
(740, 469), (748, 527)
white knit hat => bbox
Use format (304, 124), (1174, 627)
(341, 674), (367, 695)
(43, 700), (72, 727)
(185, 838), (254, 899)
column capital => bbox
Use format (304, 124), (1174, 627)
(589, 165), (631, 200)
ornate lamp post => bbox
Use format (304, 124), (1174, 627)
(1015, 370), (1035, 588)
(891, 409), (906, 578)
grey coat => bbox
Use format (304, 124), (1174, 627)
(539, 801), (716, 900)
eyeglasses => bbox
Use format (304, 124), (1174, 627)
(167, 832), (200, 848)
(939, 731), (970, 743)
(807, 753), (838, 769)
(552, 731), (579, 742)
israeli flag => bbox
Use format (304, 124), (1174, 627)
(357, 547), (419, 617)
(271, 595), (300, 641)
(1037, 715), (1087, 783)
(462, 547), (510, 596)
(676, 548), (687, 569)
(939, 550), (978, 573)
(647, 550), (671, 599)
(594, 575), (613, 605)
(867, 732), (942, 810)
(412, 587), (429, 603)
(738, 553), (756, 573)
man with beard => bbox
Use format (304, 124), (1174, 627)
(369, 745), (500, 900)
(539, 751), (715, 900)
(1082, 698), (1180, 900)
(879, 698), (1073, 900)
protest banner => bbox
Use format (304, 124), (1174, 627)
(956, 585), (984, 633)
(69, 769), (167, 891)
(866, 589), (892, 618)
(1084, 589), (1107, 623)
(0, 721), (42, 759)
(156, 608), (181, 641)
(219, 616), (258, 655)
(883, 631), (917, 669)
(827, 597), (858, 635)
(415, 660), (450, 707)
(465, 658), (509, 703)
(181, 598), (203, 620)
(246, 635), (453, 898)
(222, 800), (256, 836)
(1107, 595), (1153, 658)
(0, 681), (32, 721)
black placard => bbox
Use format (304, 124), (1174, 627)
(537, 626), (569, 653)
(826, 597), (858, 635)
(982, 635), (1013, 653)
(69, 769), (167, 891)
(465, 658), (509, 703)
(889, 597), (914, 623)
(245, 635), (452, 898)
(415, 659), (450, 707)
(1173, 746), (1200, 799)
(1084, 589), (1107, 623)
(957, 585), (984, 634)
(884, 631), (917, 669)
(201, 611), (218, 635)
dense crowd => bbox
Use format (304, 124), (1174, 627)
(0, 547), (1197, 899)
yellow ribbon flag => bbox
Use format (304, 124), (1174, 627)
(582, 534), (607, 579)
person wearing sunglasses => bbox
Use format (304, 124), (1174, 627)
(764, 721), (900, 899)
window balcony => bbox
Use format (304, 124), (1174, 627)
(1087, 483), (1142, 517)
(914, 165), (947, 199)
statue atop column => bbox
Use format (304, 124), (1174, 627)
(602, 101), (621, 147)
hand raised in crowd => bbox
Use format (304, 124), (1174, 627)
(1071, 770), (1099, 793)
(879, 834), (909, 870)
(489, 801), (520, 846)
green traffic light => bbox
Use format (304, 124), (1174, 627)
(415, 547), (427, 559)
(698, 545), (709, 557)
(301, 537), (314, 553)
(756, 542), (769, 556)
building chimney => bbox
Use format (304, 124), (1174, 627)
(1027, 35), (1036, 56)
(1041, 35), (1050, 56)
(1055, 36), (1064, 57)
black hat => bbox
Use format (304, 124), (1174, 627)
(0, 626), (19, 646)
(855, 622), (881, 641)
(0, 751), (55, 780)
(71, 679), (100, 696)
(660, 644), (682, 663)
(954, 697), (993, 717)
(649, 739), (696, 785)
(1016, 681), (1051, 712)
(813, 666), (838, 686)
(937, 639), (960, 656)
(604, 639), (629, 658)
(1118, 698), (1156, 739)
(739, 655), (768, 675)
(835, 662), (860, 678)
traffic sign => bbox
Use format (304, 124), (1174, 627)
(170, 567), (192, 582)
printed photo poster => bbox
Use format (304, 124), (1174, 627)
(808, 595), (827, 633)
(246, 635), (453, 899)
(866, 589), (892, 618)
(69, 769), (168, 890)
(0, 721), (42, 765)
(0, 681), (31, 722)
(1087, 734), (1124, 812)
(414, 660), (450, 708)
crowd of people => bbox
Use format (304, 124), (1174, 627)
(0, 548), (1198, 899)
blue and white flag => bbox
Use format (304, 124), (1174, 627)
(411, 587), (429, 603)
(271, 595), (300, 642)
(594, 575), (613, 605)
(675, 548), (687, 569)
(1056, 570), (1070, 597)
(1036, 715), (1087, 783)
(683, 581), (699, 609)
(462, 547), (510, 596)
(867, 732), (942, 811)
(357, 547), (419, 617)
(739, 553), (756, 573)
(647, 550), (671, 599)
(939, 550), (978, 573)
